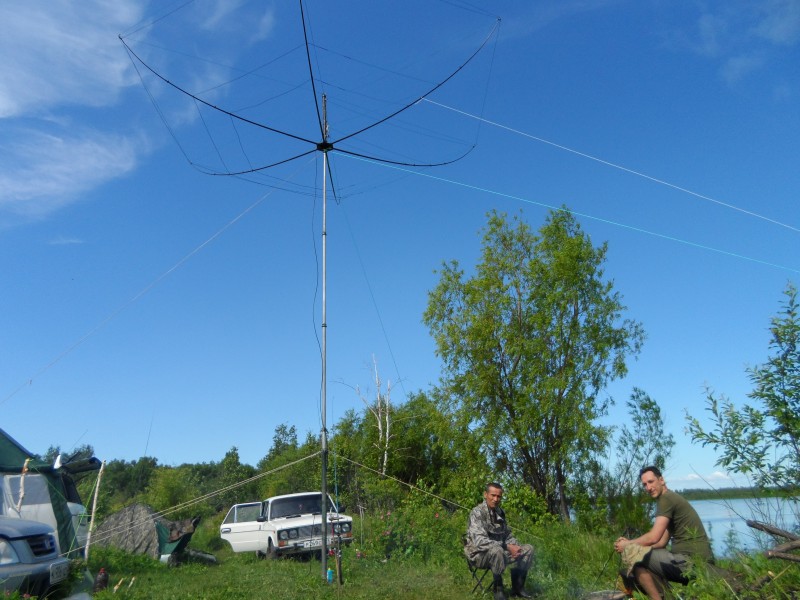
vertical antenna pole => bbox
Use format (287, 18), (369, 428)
(320, 93), (329, 579)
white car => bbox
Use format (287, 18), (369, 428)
(220, 492), (353, 558)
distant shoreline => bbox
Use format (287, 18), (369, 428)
(676, 486), (800, 501)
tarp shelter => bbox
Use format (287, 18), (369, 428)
(93, 503), (200, 561)
(0, 427), (99, 556)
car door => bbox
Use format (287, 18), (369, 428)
(219, 502), (266, 552)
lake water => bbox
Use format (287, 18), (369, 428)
(690, 497), (799, 557)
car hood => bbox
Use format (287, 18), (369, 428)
(271, 513), (351, 527)
(0, 516), (55, 539)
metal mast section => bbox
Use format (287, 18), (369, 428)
(318, 94), (332, 579)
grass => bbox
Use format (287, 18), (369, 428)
(84, 548), (485, 600)
(45, 508), (799, 600)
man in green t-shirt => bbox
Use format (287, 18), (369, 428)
(613, 466), (713, 599)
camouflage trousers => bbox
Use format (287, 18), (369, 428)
(469, 543), (533, 576)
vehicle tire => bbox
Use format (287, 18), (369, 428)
(256, 550), (266, 559)
(266, 539), (278, 560)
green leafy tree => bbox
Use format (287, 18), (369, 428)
(145, 466), (203, 520)
(40, 443), (95, 465)
(577, 388), (674, 534)
(88, 457), (157, 520)
(687, 283), (800, 493)
(217, 447), (257, 507)
(330, 388), (490, 514)
(256, 427), (319, 498)
(423, 209), (644, 520)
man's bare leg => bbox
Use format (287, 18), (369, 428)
(633, 565), (665, 600)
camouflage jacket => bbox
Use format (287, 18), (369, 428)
(464, 500), (519, 561)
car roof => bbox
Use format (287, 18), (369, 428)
(0, 516), (55, 538)
(266, 492), (323, 502)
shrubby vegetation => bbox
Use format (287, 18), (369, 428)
(687, 283), (800, 496)
(38, 211), (799, 598)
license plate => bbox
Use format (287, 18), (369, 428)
(50, 561), (69, 584)
(303, 538), (322, 548)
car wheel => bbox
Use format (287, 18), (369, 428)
(266, 539), (278, 560)
(256, 550), (266, 559)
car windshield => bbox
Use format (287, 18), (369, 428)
(270, 494), (324, 519)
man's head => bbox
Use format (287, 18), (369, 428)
(639, 466), (667, 499)
(484, 482), (503, 510)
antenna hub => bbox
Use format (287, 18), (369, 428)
(316, 141), (333, 152)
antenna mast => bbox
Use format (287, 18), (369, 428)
(320, 93), (330, 579)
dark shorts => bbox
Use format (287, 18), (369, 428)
(642, 549), (690, 584)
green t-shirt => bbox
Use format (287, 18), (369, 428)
(656, 490), (713, 561)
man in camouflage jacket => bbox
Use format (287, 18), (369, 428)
(465, 482), (533, 599)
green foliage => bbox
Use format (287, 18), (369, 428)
(88, 457), (158, 521)
(39, 443), (95, 466)
(144, 465), (205, 520)
(52, 507), (800, 599)
(687, 283), (800, 495)
(679, 486), (800, 500)
(423, 209), (644, 519)
(329, 387), (492, 518)
(498, 480), (556, 530)
(256, 427), (320, 499)
(187, 512), (228, 553)
(369, 484), (463, 562)
(566, 389), (674, 537)
(87, 546), (164, 576)
(214, 447), (258, 507)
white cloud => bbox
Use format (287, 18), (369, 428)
(755, 0), (800, 45)
(0, 128), (139, 217)
(0, 1), (143, 118)
(252, 9), (277, 44)
(695, 12), (728, 57)
(722, 53), (766, 84)
(0, 1), (147, 222)
(671, 470), (740, 490)
(49, 236), (85, 246)
(667, 1), (800, 85)
(200, 0), (247, 31)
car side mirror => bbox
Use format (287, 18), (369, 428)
(337, 505), (346, 513)
(257, 516), (266, 522)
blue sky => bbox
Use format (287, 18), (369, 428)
(1, 0), (798, 492)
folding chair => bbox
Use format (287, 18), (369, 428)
(462, 535), (491, 595)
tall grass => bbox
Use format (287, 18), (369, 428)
(68, 503), (800, 600)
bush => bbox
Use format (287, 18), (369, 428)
(188, 512), (228, 553)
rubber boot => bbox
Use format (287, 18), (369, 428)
(510, 568), (532, 598)
(493, 573), (506, 600)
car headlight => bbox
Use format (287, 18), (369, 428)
(279, 531), (289, 541)
(288, 529), (298, 539)
(341, 522), (351, 533)
(333, 522), (351, 533)
(0, 539), (21, 566)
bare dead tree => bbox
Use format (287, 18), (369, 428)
(356, 355), (393, 476)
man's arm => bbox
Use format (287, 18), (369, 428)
(652, 524), (670, 549)
(466, 508), (498, 553)
(615, 516), (670, 552)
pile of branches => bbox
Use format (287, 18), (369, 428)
(747, 520), (800, 563)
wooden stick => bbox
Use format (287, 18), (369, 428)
(765, 551), (800, 563)
(770, 539), (800, 554)
(84, 460), (106, 561)
(746, 520), (800, 541)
